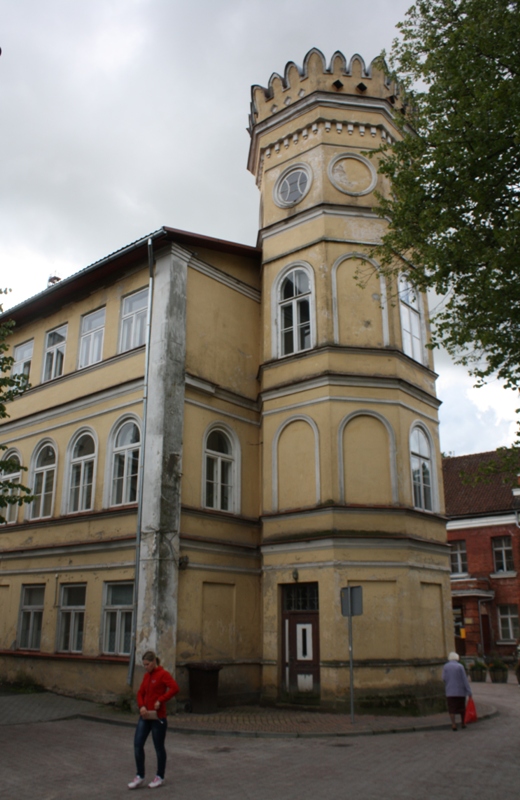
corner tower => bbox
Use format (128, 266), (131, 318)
(249, 50), (452, 710)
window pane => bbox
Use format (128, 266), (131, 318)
(294, 270), (310, 295)
(82, 308), (105, 333)
(73, 612), (84, 651)
(121, 317), (133, 352)
(207, 431), (230, 454)
(282, 275), (295, 300)
(134, 311), (147, 347)
(220, 459), (232, 511)
(283, 330), (294, 355)
(37, 446), (55, 468)
(281, 304), (293, 330)
(74, 434), (95, 458)
(127, 450), (139, 502)
(82, 460), (94, 509)
(112, 454), (125, 505)
(206, 456), (215, 507)
(43, 351), (54, 382)
(121, 611), (133, 654)
(61, 612), (71, 650)
(30, 612), (43, 649)
(54, 346), (64, 377)
(24, 586), (44, 606)
(106, 611), (117, 652)
(123, 289), (148, 315)
(20, 612), (31, 648)
(109, 583), (134, 605)
(91, 329), (103, 364)
(42, 469), (55, 517)
(47, 327), (66, 347)
(79, 335), (91, 368)
(63, 585), (86, 606)
(116, 422), (140, 448)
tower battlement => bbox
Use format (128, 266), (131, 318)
(249, 48), (404, 131)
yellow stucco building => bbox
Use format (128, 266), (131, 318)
(0, 50), (452, 711)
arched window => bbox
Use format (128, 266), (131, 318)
(1, 451), (21, 524)
(278, 268), (312, 357)
(69, 433), (96, 512)
(410, 427), (432, 511)
(399, 275), (423, 362)
(32, 444), (57, 519)
(111, 421), (140, 506)
(204, 429), (235, 512)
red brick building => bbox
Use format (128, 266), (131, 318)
(443, 451), (520, 660)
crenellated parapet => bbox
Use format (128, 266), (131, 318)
(248, 48), (404, 130)
(247, 49), (405, 180)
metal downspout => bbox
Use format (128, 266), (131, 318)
(127, 238), (155, 686)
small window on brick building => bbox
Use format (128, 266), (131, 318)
(453, 607), (464, 636)
(498, 604), (519, 641)
(450, 541), (468, 574)
(492, 536), (514, 572)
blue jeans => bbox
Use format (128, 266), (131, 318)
(134, 717), (168, 779)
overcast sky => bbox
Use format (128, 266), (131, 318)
(1, 0), (517, 456)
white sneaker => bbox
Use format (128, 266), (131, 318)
(148, 776), (163, 789)
(128, 776), (145, 789)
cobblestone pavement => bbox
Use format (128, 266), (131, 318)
(0, 681), (518, 799)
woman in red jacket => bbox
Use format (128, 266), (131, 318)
(128, 650), (179, 790)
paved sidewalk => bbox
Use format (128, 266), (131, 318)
(1, 681), (518, 800)
(0, 679), (502, 737)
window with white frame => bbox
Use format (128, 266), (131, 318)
(11, 340), (33, 378)
(43, 324), (67, 381)
(279, 268), (312, 357)
(103, 582), (134, 655)
(1, 451), (21, 524)
(111, 421), (140, 506)
(58, 584), (86, 653)
(120, 288), (148, 353)
(399, 275), (423, 362)
(410, 427), (433, 511)
(19, 585), (45, 650)
(205, 429), (234, 512)
(79, 308), (105, 368)
(498, 604), (519, 641)
(450, 541), (468, 574)
(31, 444), (56, 519)
(69, 433), (96, 512)
(492, 536), (514, 572)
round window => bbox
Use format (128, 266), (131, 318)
(274, 164), (312, 208)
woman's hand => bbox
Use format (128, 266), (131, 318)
(139, 706), (148, 717)
(154, 701), (160, 711)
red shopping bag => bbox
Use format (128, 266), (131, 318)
(465, 697), (478, 724)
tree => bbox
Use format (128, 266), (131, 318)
(375, 0), (520, 389)
(0, 291), (33, 521)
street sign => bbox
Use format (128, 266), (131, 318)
(340, 586), (363, 725)
(340, 586), (363, 617)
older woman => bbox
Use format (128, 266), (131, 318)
(442, 651), (472, 731)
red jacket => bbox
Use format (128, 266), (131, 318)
(137, 665), (179, 718)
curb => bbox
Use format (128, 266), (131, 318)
(70, 704), (498, 739)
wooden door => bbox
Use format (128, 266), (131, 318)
(281, 583), (320, 702)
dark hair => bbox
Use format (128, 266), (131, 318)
(142, 650), (160, 665)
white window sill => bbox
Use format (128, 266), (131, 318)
(490, 571), (517, 579)
(450, 573), (470, 580)
(495, 640), (517, 645)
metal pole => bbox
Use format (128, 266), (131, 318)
(348, 601), (355, 725)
